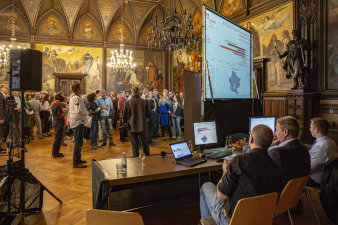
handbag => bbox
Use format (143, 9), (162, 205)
(25, 108), (34, 116)
(85, 115), (92, 128)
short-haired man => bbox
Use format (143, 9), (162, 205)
(308, 117), (338, 187)
(200, 125), (283, 224)
(96, 89), (115, 147)
(69, 83), (88, 168)
(268, 116), (310, 183)
(123, 86), (152, 157)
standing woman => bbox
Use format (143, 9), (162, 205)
(23, 93), (33, 143)
(41, 94), (51, 137)
(51, 93), (66, 158)
(171, 94), (182, 140)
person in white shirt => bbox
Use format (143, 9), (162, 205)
(308, 117), (338, 187)
(69, 83), (88, 168)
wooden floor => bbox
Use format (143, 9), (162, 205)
(0, 129), (334, 225)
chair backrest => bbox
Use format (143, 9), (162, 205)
(86, 209), (144, 225)
(229, 192), (278, 225)
(274, 175), (309, 216)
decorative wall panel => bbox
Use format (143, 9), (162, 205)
(35, 44), (102, 93)
(0, 7), (30, 38)
(220, 0), (246, 18)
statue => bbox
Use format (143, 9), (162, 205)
(277, 29), (308, 89)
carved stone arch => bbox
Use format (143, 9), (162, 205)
(137, 5), (163, 46)
(73, 13), (103, 42)
(35, 9), (68, 40)
(72, 0), (104, 40)
(104, 1), (123, 41)
(134, 5), (157, 45)
(107, 18), (135, 45)
(0, 4), (31, 38)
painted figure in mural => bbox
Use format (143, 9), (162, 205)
(48, 19), (57, 36)
(224, 0), (239, 16)
(278, 30), (307, 89)
(44, 46), (62, 72)
(83, 49), (93, 74)
(247, 22), (261, 57)
(267, 34), (283, 85)
(282, 30), (291, 52)
(259, 11), (290, 36)
(84, 23), (93, 39)
(87, 56), (101, 92)
(328, 37), (338, 78)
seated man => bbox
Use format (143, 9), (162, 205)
(268, 116), (310, 183)
(200, 125), (283, 225)
(308, 117), (338, 187)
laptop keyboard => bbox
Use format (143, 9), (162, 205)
(207, 151), (232, 159)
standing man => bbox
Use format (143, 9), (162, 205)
(69, 83), (88, 168)
(123, 86), (152, 157)
(96, 90), (115, 147)
(29, 93), (44, 139)
(153, 89), (160, 138)
(11, 90), (22, 146)
(308, 117), (338, 187)
(51, 93), (66, 158)
(118, 91), (127, 142)
(0, 84), (8, 151)
(200, 125), (283, 224)
(268, 116), (310, 183)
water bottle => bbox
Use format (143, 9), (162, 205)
(121, 152), (127, 174)
(229, 136), (234, 151)
(225, 136), (229, 150)
(243, 137), (250, 153)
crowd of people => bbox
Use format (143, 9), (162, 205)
(0, 83), (185, 168)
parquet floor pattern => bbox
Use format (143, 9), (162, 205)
(0, 129), (335, 225)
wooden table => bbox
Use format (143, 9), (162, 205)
(92, 155), (223, 210)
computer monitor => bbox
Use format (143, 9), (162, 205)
(249, 116), (276, 135)
(193, 121), (218, 146)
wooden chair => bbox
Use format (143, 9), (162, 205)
(274, 175), (310, 225)
(200, 192), (278, 225)
(86, 209), (144, 225)
(304, 186), (321, 225)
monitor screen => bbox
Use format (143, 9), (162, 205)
(169, 141), (192, 159)
(249, 117), (276, 135)
(193, 121), (218, 146)
(202, 6), (253, 99)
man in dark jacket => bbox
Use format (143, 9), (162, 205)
(123, 86), (152, 157)
(0, 84), (8, 150)
(268, 116), (310, 183)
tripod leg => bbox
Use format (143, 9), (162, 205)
(41, 183), (63, 204)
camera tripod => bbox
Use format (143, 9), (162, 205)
(0, 90), (62, 225)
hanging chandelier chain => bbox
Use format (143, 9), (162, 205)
(120, 1), (124, 44)
(11, 0), (16, 39)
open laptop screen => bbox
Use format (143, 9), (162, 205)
(249, 116), (276, 135)
(169, 141), (192, 159)
(193, 121), (218, 146)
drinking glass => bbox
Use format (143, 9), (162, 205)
(139, 153), (146, 167)
(116, 163), (123, 174)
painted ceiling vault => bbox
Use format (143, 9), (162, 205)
(0, 0), (244, 46)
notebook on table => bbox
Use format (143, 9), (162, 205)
(169, 141), (207, 167)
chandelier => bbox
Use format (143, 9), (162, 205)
(147, 0), (199, 52)
(107, 1), (136, 70)
(0, 0), (25, 74)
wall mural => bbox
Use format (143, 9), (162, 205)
(220, 0), (246, 18)
(326, 0), (338, 90)
(73, 16), (102, 41)
(0, 8), (30, 38)
(35, 44), (102, 94)
(0, 42), (30, 84)
(106, 49), (164, 94)
(35, 12), (68, 39)
(240, 2), (294, 91)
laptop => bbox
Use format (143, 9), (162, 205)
(169, 141), (207, 167)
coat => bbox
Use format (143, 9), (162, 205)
(159, 103), (171, 126)
(123, 95), (151, 133)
